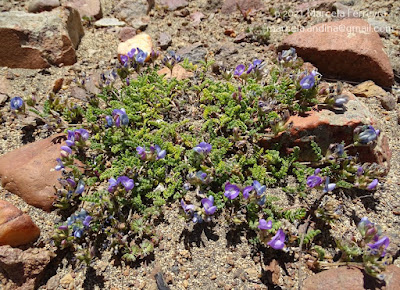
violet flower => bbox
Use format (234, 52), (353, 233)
(112, 108), (129, 127)
(299, 74), (315, 90)
(201, 196), (217, 215)
(258, 219), (272, 230)
(224, 183), (241, 200)
(83, 215), (92, 227)
(306, 169), (323, 188)
(75, 180), (85, 194)
(117, 176), (134, 191)
(367, 179), (379, 190)
(181, 199), (195, 214)
(267, 229), (286, 250)
(75, 129), (89, 142)
(323, 176), (336, 193)
(193, 142), (212, 155)
(105, 115), (113, 128)
(278, 48), (297, 63)
(60, 146), (72, 158)
(154, 145), (166, 159)
(242, 185), (254, 199)
(10, 96), (24, 110)
(253, 180), (266, 196)
(55, 158), (64, 171)
(136, 146), (146, 160)
(356, 166), (364, 176)
(355, 125), (380, 144)
(234, 64), (246, 77)
(368, 236), (390, 257)
(108, 178), (118, 193)
(120, 55), (129, 66)
(127, 48), (136, 59)
(135, 49), (148, 64)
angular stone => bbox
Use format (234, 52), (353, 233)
(0, 245), (55, 289)
(158, 32), (172, 50)
(0, 200), (40, 247)
(119, 26), (136, 42)
(279, 19), (394, 87)
(171, 64), (194, 80)
(260, 93), (391, 172)
(27, 0), (60, 13)
(350, 80), (387, 98)
(117, 33), (153, 62)
(160, 0), (188, 11)
(176, 42), (207, 63)
(0, 134), (67, 211)
(0, 7), (84, 69)
(303, 266), (400, 290)
(94, 17), (125, 27)
(379, 95), (397, 111)
(115, 0), (147, 23)
(65, 0), (102, 20)
(221, 0), (264, 14)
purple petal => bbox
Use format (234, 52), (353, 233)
(75, 180), (85, 194)
(117, 176), (134, 191)
(367, 179), (378, 190)
(242, 186), (254, 199)
(224, 183), (240, 200)
(267, 229), (286, 250)
(258, 219), (272, 230)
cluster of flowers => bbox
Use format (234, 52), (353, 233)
(224, 180), (266, 205)
(59, 178), (85, 198)
(105, 108), (129, 128)
(136, 144), (166, 161)
(120, 48), (149, 67)
(108, 175), (134, 193)
(358, 217), (390, 257)
(193, 141), (212, 155)
(181, 195), (217, 223)
(58, 209), (92, 239)
(277, 48), (297, 64)
(354, 125), (380, 145)
(258, 218), (286, 250)
(55, 128), (89, 171)
(234, 59), (265, 81)
(161, 50), (182, 70)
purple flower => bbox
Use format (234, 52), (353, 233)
(105, 115), (113, 128)
(357, 217), (376, 238)
(258, 219), (272, 230)
(127, 48), (136, 59)
(117, 176), (134, 191)
(83, 215), (92, 227)
(75, 180), (85, 194)
(58, 225), (68, 231)
(356, 166), (364, 176)
(252, 180), (266, 196)
(181, 199), (195, 214)
(66, 178), (76, 188)
(323, 176), (336, 193)
(334, 96), (349, 107)
(136, 146), (146, 160)
(242, 186), (254, 199)
(120, 55), (129, 66)
(299, 74), (315, 90)
(367, 179), (378, 190)
(306, 169), (323, 188)
(267, 229), (286, 250)
(112, 108), (129, 127)
(55, 158), (64, 171)
(75, 129), (89, 142)
(135, 48), (147, 64)
(224, 183), (241, 200)
(10, 96), (24, 110)
(108, 178), (118, 193)
(66, 130), (75, 147)
(356, 125), (380, 144)
(278, 48), (297, 63)
(234, 64), (246, 77)
(201, 196), (217, 215)
(74, 229), (83, 238)
(253, 59), (262, 66)
(368, 236), (390, 257)
(154, 145), (166, 159)
(60, 146), (72, 158)
(193, 142), (212, 155)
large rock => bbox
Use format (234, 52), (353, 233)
(303, 266), (400, 290)
(160, 0), (188, 11)
(65, 0), (103, 20)
(0, 245), (55, 289)
(27, 0), (60, 13)
(0, 200), (40, 247)
(279, 19), (394, 87)
(114, 0), (147, 23)
(0, 134), (67, 211)
(0, 7), (84, 69)
(260, 93), (391, 172)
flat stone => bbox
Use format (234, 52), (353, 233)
(94, 17), (126, 27)
(176, 42), (207, 63)
(221, 0), (264, 14)
(115, 0), (147, 23)
(261, 92), (391, 172)
(0, 134), (67, 211)
(65, 0), (102, 20)
(27, 0), (60, 13)
(171, 64), (194, 80)
(350, 80), (387, 98)
(0, 7), (84, 69)
(158, 32), (172, 50)
(303, 266), (400, 290)
(117, 33), (153, 62)
(160, 0), (188, 11)
(157, 67), (172, 78)
(279, 19), (394, 87)
(119, 26), (136, 42)
(0, 200), (40, 247)
(0, 245), (55, 289)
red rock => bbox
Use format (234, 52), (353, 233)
(65, 0), (102, 20)
(0, 7), (84, 69)
(0, 134), (67, 211)
(303, 266), (400, 290)
(157, 67), (172, 78)
(119, 26), (137, 42)
(0, 245), (55, 289)
(171, 64), (193, 80)
(221, 0), (264, 14)
(260, 93), (391, 172)
(160, 0), (188, 11)
(0, 200), (40, 247)
(279, 19), (394, 87)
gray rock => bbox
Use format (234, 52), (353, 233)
(115, 0), (147, 23)
(367, 19), (391, 38)
(94, 18), (126, 27)
(332, 2), (359, 18)
(160, 0), (188, 11)
(177, 43), (207, 63)
(131, 16), (150, 31)
(379, 94), (397, 111)
(158, 32), (172, 50)
(65, 0), (103, 20)
(27, 0), (60, 13)
(0, 7), (83, 69)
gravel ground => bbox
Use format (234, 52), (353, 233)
(0, 0), (399, 289)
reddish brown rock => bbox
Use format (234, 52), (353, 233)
(119, 26), (137, 42)
(261, 93), (391, 172)
(221, 0), (264, 14)
(0, 200), (40, 247)
(0, 245), (55, 289)
(0, 134), (67, 211)
(279, 19), (394, 87)
(0, 7), (84, 69)
(303, 265), (400, 290)
(65, 0), (103, 20)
